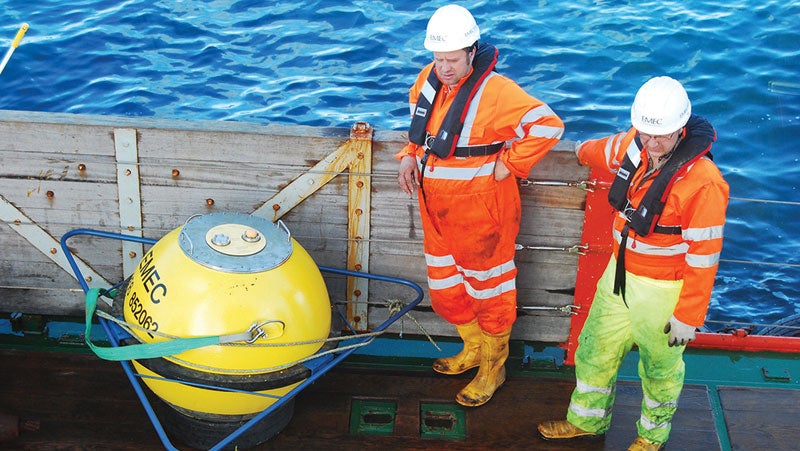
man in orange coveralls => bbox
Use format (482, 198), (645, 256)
(396, 4), (564, 407)
(538, 76), (729, 450)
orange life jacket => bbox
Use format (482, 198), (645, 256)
(395, 50), (564, 194)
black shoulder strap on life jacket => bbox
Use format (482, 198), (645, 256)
(608, 114), (717, 237)
(408, 43), (498, 159)
(607, 132), (641, 213)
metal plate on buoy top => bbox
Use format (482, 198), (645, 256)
(177, 212), (293, 273)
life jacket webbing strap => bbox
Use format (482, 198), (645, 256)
(653, 224), (681, 235)
(614, 225), (630, 306)
(453, 142), (504, 157)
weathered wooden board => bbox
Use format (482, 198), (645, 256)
(0, 110), (586, 343)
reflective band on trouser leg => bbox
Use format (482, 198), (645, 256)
(426, 254), (476, 325)
(426, 256), (517, 333)
(626, 270), (684, 444)
(568, 257), (634, 434)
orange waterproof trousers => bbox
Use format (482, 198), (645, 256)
(418, 174), (519, 335)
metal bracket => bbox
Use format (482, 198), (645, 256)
(519, 304), (580, 316)
(762, 366), (792, 383)
(519, 178), (612, 193)
(515, 243), (588, 256)
(114, 128), (144, 279)
(0, 194), (111, 290)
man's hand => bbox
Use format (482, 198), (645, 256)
(398, 155), (420, 196)
(663, 315), (696, 347)
(494, 158), (512, 181)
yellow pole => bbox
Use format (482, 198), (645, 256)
(0, 23), (29, 75)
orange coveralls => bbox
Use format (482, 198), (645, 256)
(396, 62), (563, 334)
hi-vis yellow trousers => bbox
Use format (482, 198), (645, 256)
(567, 257), (686, 444)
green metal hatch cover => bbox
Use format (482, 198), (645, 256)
(420, 402), (467, 440)
(349, 399), (397, 436)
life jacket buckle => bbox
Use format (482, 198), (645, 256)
(423, 133), (435, 152)
(622, 201), (636, 222)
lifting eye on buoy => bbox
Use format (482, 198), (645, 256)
(247, 320), (286, 343)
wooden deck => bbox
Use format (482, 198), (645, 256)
(2, 348), (798, 450)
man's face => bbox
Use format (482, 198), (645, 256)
(638, 130), (681, 161)
(432, 49), (473, 87)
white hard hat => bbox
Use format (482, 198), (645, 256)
(630, 76), (692, 135)
(424, 4), (480, 52)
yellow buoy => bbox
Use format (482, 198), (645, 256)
(122, 212), (331, 446)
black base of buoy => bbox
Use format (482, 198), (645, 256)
(155, 398), (295, 450)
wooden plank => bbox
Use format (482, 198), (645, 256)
(136, 127), (349, 165)
(718, 386), (800, 450)
(0, 120), (116, 156)
(0, 155), (118, 182)
(0, 288), (86, 316)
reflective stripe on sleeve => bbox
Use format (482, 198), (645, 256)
(682, 225), (724, 241)
(529, 124), (564, 139)
(685, 251), (721, 268)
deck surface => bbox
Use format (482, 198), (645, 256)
(1, 348), (798, 450)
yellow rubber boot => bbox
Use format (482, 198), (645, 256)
(455, 329), (510, 407)
(537, 420), (602, 441)
(432, 319), (482, 375)
(628, 437), (664, 450)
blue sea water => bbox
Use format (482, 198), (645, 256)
(1, 0), (798, 330)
